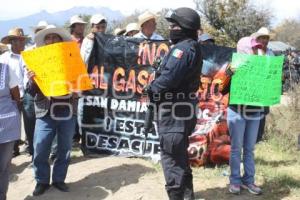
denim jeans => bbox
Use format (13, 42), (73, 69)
(22, 92), (36, 155)
(227, 107), (261, 185)
(0, 141), (14, 200)
(33, 112), (75, 184)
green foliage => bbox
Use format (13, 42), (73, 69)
(265, 85), (300, 152)
(274, 19), (300, 50)
(107, 10), (141, 35)
(194, 0), (272, 44)
(155, 9), (170, 39)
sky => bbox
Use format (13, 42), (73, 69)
(0, 0), (299, 23)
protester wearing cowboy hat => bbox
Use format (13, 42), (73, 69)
(124, 23), (139, 37)
(69, 15), (86, 48)
(224, 29), (274, 196)
(133, 10), (164, 40)
(251, 27), (274, 148)
(80, 13), (107, 65)
(0, 27), (28, 157)
(26, 24), (77, 196)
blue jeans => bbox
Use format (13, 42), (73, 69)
(33, 113), (75, 184)
(227, 107), (261, 185)
(0, 141), (14, 200)
(22, 92), (36, 155)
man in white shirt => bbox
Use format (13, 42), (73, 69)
(134, 11), (164, 40)
(1, 27), (27, 156)
(0, 28), (26, 97)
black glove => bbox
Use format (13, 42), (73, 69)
(142, 84), (152, 95)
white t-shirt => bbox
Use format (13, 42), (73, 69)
(8, 64), (19, 89)
(80, 37), (94, 65)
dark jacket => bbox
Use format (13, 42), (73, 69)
(149, 39), (202, 133)
(27, 80), (77, 118)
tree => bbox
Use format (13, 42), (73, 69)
(156, 9), (170, 39)
(108, 10), (141, 34)
(194, 0), (272, 45)
(274, 19), (300, 50)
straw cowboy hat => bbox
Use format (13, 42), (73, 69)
(34, 25), (72, 47)
(33, 21), (49, 33)
(124, 23), (139, 35)
(69, 15), (87, 27)
(251, 27), (270, 39)
(138, 11), (159, 27)
(1, 27), (28, 44)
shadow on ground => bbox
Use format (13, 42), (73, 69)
(255, 157), (297, 167)
(23, 163), (155, 200)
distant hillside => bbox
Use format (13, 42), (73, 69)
(0, 6), (124, 38)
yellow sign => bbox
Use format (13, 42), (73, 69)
(22, 41), (93, 96)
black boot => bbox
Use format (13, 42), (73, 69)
(167, 189), (184, 200)
(32, 183), (50, 196)
(183, 186), (195, 200)
(52, 182), (69, 192)
(183, 170), (195, 200)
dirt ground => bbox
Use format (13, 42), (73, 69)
(7, 95), (300, 200)
(8, 151), (299, 200)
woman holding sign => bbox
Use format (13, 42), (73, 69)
(26, 25), (77, 196)
(222, 28), (274, 196)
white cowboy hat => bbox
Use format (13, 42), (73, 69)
(114, 27), (126, 36)
(138, 11), (158, 28)
(33, 21), (49, 33)
(69, 15), (87, 26)
(90, 14), (107, 24)
(1, 27), (28, 44)
(124, 23), (139, 36)
(34, 25), (72, 47)
(251, 27), (270, 39)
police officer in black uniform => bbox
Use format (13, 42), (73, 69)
(147, 7), (202, 200)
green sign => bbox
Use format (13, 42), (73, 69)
(229, 53), (284, 106)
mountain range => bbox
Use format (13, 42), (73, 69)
(0, 6), (124, 38)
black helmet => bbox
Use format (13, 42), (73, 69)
(165, 7), (201, 30)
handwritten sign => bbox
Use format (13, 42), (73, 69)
(229, 53), (284, 106)
(22, 41), (93, 96)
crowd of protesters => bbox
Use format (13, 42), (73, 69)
(0, 7), (295, 200)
